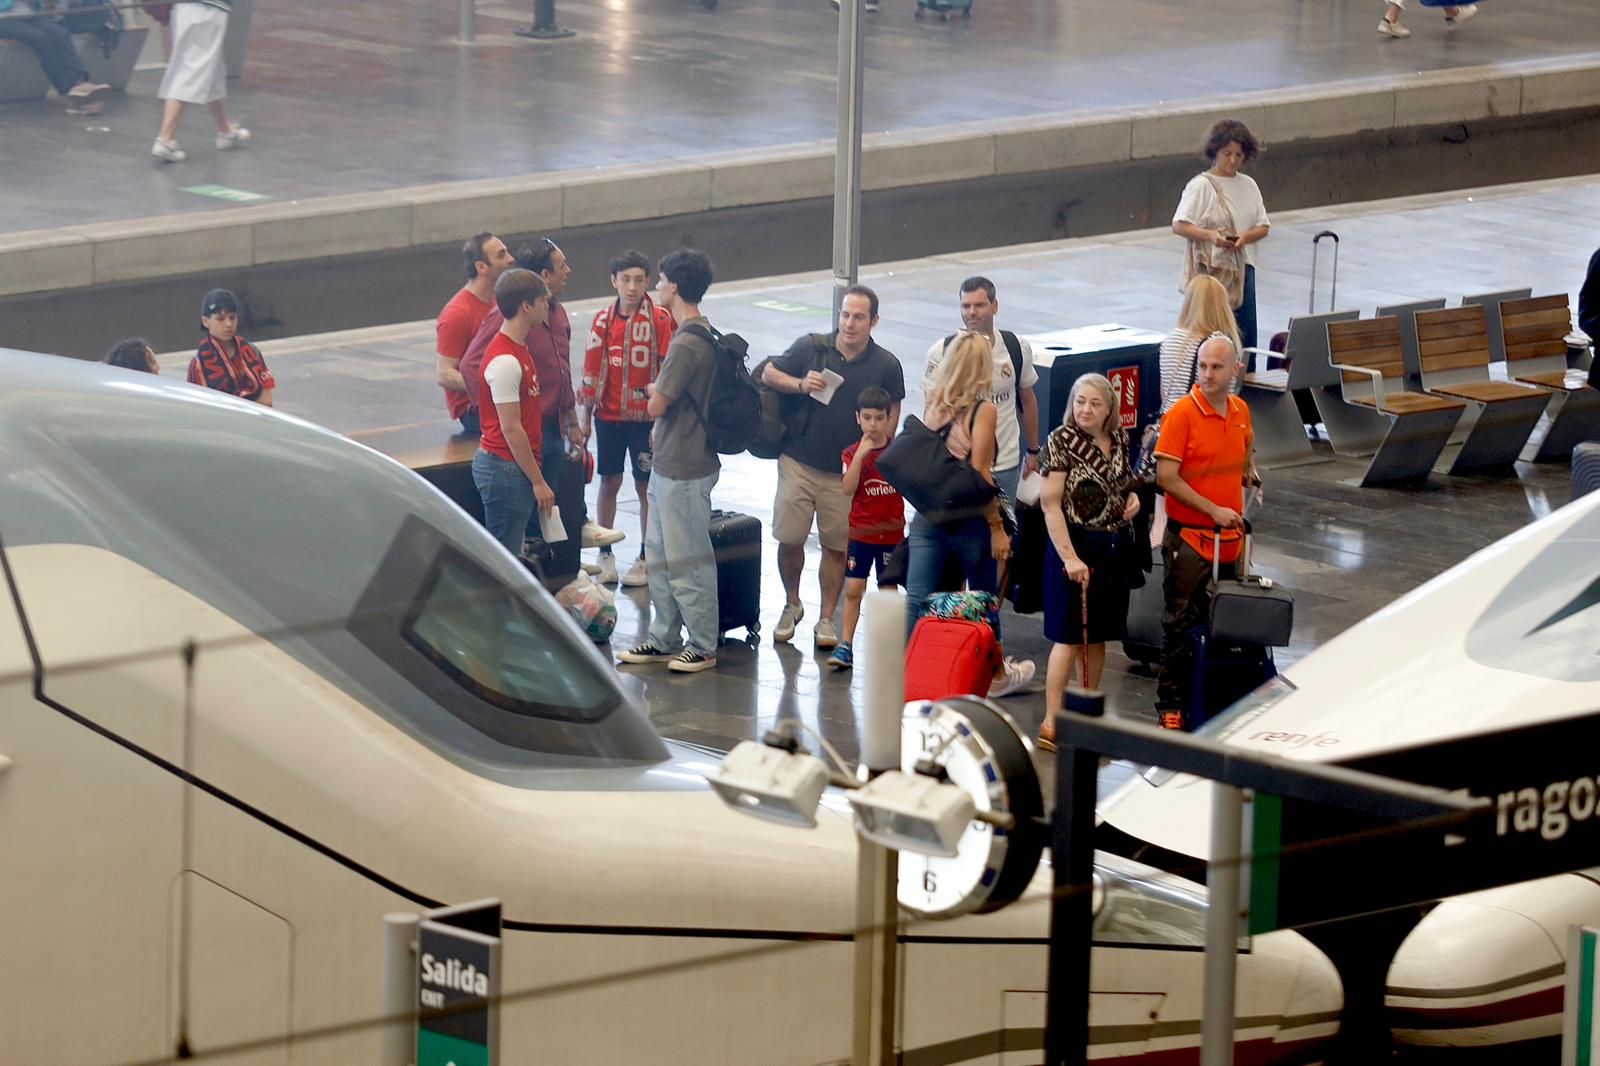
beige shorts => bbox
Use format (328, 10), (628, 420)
(774, 453), (850, 551)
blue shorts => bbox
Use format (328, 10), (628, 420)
(846, 538), (902, 586)
(595, 419), (653, 480)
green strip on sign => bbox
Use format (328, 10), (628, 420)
(182, 184), (272, 204)
(751, 298), (830, 315)
(1580, 929), (1596, 1066)
(418, 1028), (490, 1066)
(1247, 793), (1282, 936)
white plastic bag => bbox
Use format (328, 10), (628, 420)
(556, 573), (617, 643)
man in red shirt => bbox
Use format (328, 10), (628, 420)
(188, 288), (274, 405)
(473, 269), (556, 555)
(579, 249), (676, 587)
(1153, 333), (1258, 730)
(828, 386), (905, 671)
(437, 232), (512, 436)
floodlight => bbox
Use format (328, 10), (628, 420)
(706, 739), (830, 829)
(848, 769), (976, 858)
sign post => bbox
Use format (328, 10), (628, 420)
(1564, 926), (1599, 1066)
(416, 900), (502, 1066)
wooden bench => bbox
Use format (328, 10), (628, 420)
(1415, 305), (1551, 474)
(0, 24), (147, 103)
(1500, 295), (1600, 462)
(348, 421), (484, 523)
(1235, 311), (1355, 469)
(1327, 316), (1464, 486)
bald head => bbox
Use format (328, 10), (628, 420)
(1196, 333), (1239, 402)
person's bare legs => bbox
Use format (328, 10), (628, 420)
(1383, 1), (1403, 23)
(840, 577), (867, 644)
(778, 542), (806, 609)
(1042, 642), (1080, 741)
(597, 473), (624, 532)
(157, 98), (184, 143)
(1081, 643), (1108, 690)
(208, 98), (233, 134)
(634, 478), (649, 549)
(819, 546), (846, 622)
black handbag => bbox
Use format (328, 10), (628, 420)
(1208, 530), (1294, 647)
(876, 412), (998, 527)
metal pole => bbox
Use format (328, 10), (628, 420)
(382, 912), (419, 1066)
(458, 0), (476, 43)
(831, 0), (865, 318)
(853, 590), (902, 1066)
(1201, 785), (1245, 1066)
(1046, 688), (1104, 1066)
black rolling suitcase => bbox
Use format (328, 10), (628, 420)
(709, 509), (762, 645)
(1190, 528), (1278, 728)
(1189, 631), (1276, 730)
(1121, 555), (1164, 672)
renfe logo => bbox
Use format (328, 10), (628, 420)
(1248, 730), (1341, 750)
(421, 953), (489, 997)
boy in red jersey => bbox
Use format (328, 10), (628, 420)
(828, 386), (904, 671)
(188, 288), (274, 405)
(472, 269), (555, 555)
(437, 232), (512, 436)
(579, 250), (676, 587)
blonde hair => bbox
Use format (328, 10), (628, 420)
(1176, 275), (1242, 353)
(927, 331), (993, 414)
(1067, 373), (1121, 437)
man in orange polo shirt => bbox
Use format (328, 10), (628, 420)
(1153, 333), (1257, 730)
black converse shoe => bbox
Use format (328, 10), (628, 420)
(667, 649), (717, 673)
(618, 642), (676, 664)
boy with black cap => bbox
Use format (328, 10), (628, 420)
(187, 288), (275, 405)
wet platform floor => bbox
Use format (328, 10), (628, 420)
(160, 174), (1600, 765)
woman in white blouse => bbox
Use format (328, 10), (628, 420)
(1171, 120), (1270, 352)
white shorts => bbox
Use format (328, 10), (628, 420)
(158, 5), (228, 105)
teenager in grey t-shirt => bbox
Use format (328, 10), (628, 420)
(651, 319), (719, 481)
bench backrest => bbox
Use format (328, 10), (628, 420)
(1463, 288), (1534, 362)
(1283, 310), (1360, 389)
(1328, 317), (1406, 384)
(1501, 295), (1572, 365)
(1415, 305), (1493, 380)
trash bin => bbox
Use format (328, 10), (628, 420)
(1025, 323), (1165, 458)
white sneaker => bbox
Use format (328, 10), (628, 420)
(814, 619), (839, 650)
(596, 553), (619, 585)
(1446, 4), (1477, 27)
(215, 125), (251, 150)
(989, 657), (1036, 698)
(621, 556), (650, 587)
(580, 562), (602, 577)
(151, 138), (186, 163)
(774, 603), (804, 643)
(581, 521), (626, 549)
(1377, 17), (1410, 36)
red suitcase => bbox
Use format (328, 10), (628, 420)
(904, 617), (1001, 701)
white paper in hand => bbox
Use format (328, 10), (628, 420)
(539, 504), (569, 544)
(811, 368), (845, 406)
(1015, 471), (1044, 507)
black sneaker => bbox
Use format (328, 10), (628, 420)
(618, 643), (676, 664)
(667, 649), (718, 673)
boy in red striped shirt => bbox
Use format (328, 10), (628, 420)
(829, 386), (904, 671)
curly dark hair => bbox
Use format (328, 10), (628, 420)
(1202, 119), (1260, 163)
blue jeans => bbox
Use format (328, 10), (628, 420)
(645, 470), (721, 656)
(0, 18), (88, 96)
(904, 513), (999, 636)
(1233, 265), (1258, 352)
(472, 450), (534, 556)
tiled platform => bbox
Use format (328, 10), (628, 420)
(1, 0), (1597, 237)
(159, 174), (1600, 763)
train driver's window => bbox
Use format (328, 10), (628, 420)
(1092, 855), (1211, 949)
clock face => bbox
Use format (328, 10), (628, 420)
(896, 697), (1044, 919)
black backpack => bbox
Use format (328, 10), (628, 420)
(678, 323), (763, 455)
(941, 330), (1025, 413)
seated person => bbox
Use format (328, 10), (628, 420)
(186, 289), (274, 405)
(103, 337), (159, 374)
(0, 4), (109, 105)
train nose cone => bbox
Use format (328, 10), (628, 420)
(1271, 934), (1343, 1057)
(1388, 895), (1568, 1049)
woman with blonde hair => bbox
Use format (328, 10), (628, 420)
(1161, 275), (1243, 413)
(903, 333), (1032, 694)
(1037, 373), (1139, 750)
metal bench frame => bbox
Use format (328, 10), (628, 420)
(1328, 316), (1464, 486)
(1414, 304), (1551, 474)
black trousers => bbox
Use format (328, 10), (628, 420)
(0, 17), (88, 96)
(1156, 527), (1237, 717)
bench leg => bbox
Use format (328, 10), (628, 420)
(1441, 394), (1551, 474)
(1314, 387), (1389, 458)
(1360, 407), (1464, 487)
(1523, 387), (1600, 463)
(1245, 386), (1327, 469)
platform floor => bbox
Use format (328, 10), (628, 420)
(2, 0), (1597, 234)
(159, 174), (1598, 764)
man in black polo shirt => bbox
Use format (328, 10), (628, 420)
(761, 285), (905, 650)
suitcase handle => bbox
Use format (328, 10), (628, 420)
(1310, 231), (1340, 314)
(1212, 525), (1253, 583)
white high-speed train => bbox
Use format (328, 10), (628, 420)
(1101, 477), (1600, 1060)
(0, 352), (1340, 1065)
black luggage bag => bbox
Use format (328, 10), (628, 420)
(1208, 528), (1294, 648)
(1189, 631), (1276, 730)
(710, 509), (762, 645)
(1122, 555), (1164, 671)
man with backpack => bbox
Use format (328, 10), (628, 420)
(923, 277), (1042, 504)
(761, 285), (905, 650)
(616, 249), (722, 674)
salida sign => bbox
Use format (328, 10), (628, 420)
(417, 900), (502, 1066)
(1246, 711), (1600, 934)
